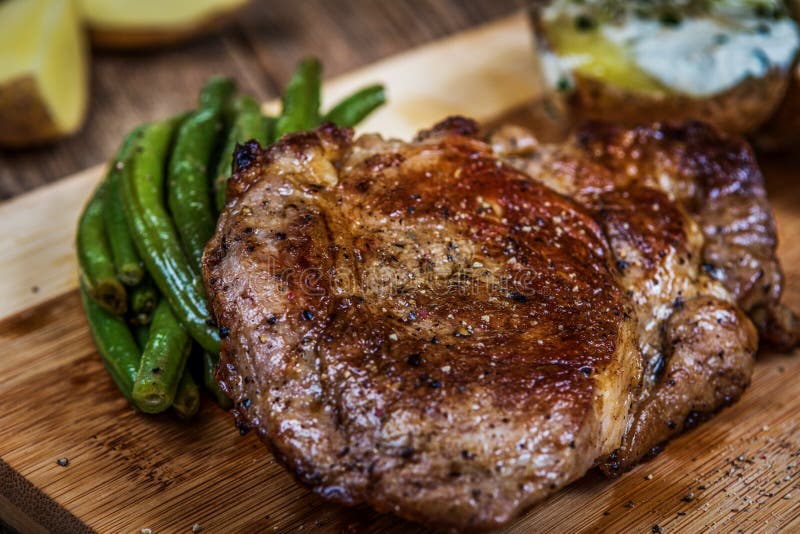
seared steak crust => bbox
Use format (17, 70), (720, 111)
(494, 120), (776, 474)
(204, 118), (782, 527)
(496, 120), (798, 350)
(204, 119), (641, 528)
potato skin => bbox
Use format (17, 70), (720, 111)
(754, 64), (800, 151)
(570, 68), (790, 136)
(0, 76), (63, 148)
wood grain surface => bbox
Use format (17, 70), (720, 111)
(2, 10), (800, 534)
(0, 0), (519, 201)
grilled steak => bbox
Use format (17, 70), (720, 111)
(204, 118), (790, 528)
(203, 119), (641, 528)
(493, 120), (795, 473)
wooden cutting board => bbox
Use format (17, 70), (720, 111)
(2, 12), (800, 533)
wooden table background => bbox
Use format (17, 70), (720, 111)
(0, 0), (519, 200)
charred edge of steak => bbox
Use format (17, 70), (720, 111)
(224, 123), (354, 205)
(575, 120), (767, 214)
(233, 140), (262, 173)
(206, 124), (356, 422)
(599, 391), (748, 478)
(576, 120), (799, 351)
(415, 116), (480, 141)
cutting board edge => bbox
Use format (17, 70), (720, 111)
(1, 458), (93, 534)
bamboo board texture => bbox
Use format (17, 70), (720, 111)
(2, 12), (800, 534)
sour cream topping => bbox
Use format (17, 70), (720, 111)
(601, 16), (799, 96)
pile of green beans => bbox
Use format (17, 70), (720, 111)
(77, 59), (386, 418)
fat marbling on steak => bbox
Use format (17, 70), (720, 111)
(202, 118), (788, 528)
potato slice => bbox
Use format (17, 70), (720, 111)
(0, 0), (88, 148)
(79, 0), (250, 49)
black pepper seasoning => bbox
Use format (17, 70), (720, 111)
(407, 353), (422, 367)
(574, 14), (595, 31)
(660, 10), (681, 26)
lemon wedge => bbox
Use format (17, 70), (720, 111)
(0, 0), (88, 147)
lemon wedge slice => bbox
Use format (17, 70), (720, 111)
(0, 0), (88, 147)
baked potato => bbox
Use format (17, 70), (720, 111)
(78, 0), (250, 49)
(532, 0), (800, 135)
(0, 0), (88, 148)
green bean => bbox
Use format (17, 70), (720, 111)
(132, 300), (192, 413)
(104, 127), (145, 286)
(129, 277), (158, 325)
(213, 96), (271, 211)
(274, 57), (322, 139)
(168, 77), (235, 273)
(133, 323), (151, 350)
(199, 75), (236, 111)
(173, 369), (201, 419)
(203, 351), (232, 409)
(263, 115), (277, 144)
(122, 117), (221, 353)
(323, 84), (386, 128)
(77, 182), (127, 315)
(79, 280), (140, 402)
